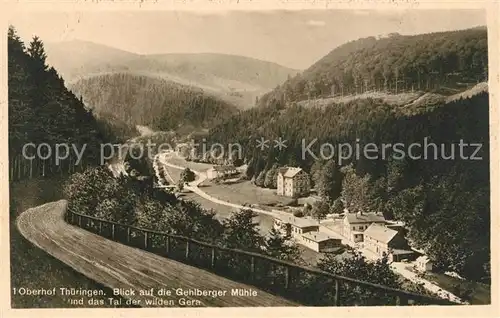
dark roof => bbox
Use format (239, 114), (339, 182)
(392, 249), (416, 255)
(345, 212), (386, 224)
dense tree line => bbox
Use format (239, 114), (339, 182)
(64, 166), (436, 304)
(259, 27), (487, 108)
(8, 26), (127, 177)
(207, 91), (489, 282)
(70, 73), (239, 133)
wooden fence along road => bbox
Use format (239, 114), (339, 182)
(16, 200), (297, 307)
(17, 200), (454, 307)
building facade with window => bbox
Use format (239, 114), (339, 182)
(363, 223), (412, 260)
(273, 214), (319, 238)
(341, 212), (386, 243)
(277, 167), (311, 197)
(298, 231), (342, 252)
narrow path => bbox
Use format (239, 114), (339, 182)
(390, 263), (466, 304)
(16, 200), (297, 307)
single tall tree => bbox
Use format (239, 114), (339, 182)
(317, 160), (342, 202)
(222, 209), (264, 252)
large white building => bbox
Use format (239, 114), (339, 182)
(276, 167), (310, 197)
(341, 212), (386, 243)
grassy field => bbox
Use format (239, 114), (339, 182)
(201, 179), (295, 208)
(178, 190), (275, 236)
(9, 176), (131, 308)
(164, 164), (275, 235)
(163, 164), (182, 184)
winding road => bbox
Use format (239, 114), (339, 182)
(157, 152), (285, 219)
(16, 200), (297, 307)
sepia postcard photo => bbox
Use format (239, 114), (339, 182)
(1, 2), (499, 317)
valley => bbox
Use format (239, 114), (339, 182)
(8, 13), (491, 308)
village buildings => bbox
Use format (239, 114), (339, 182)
(273, 214), (342, 252)
(175, 143), (191, 157)
(298, 231), (342, 252)
(341, 212), (386, 243)
(277, 167), (311, 197)
(206, 165), (238, 180)
(273, 214), (319, 238)
(363, 223), (414, 261)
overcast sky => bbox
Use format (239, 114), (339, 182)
(10, 10), (486, 69)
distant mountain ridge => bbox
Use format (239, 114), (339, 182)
(44, 40), (299, 109)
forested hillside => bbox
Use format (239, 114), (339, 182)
(70, 73), (239, 133)
(44, 41), (299, 109)
(8, 27), (121, 167)
(259, 27), (487, 108)
(208, 89), (490, 282)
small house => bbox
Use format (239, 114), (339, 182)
(416, 256), (433, 272)
(206, 165), (238, 179)
(273, 214), (319, 238)
(364, 223), (412, 260)
(299, 231), (342, 252)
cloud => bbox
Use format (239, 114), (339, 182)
(306, 20), (326, 27)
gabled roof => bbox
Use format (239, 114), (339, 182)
(302, 231), (339, 243)
(278, 167), (306, 178)
(364, 223), (398, 244)
(345, 212), (386, 224)
(275, 214), (319, 228)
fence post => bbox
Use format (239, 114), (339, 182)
(396, 295), (408, 306)
(98, 221), (102, 235)
(78, 215), (82, 227)
(71, 212), (74, 224)
(166, 236), (170, 254)
(17, 155), (21, 180)
(333, 279), (340, 306)
(211, 247), (216, 268)
(127, 227), (131, 244)
(144, 231), (149, 249)
(250, 256), (255, 281)
(111, 224), (115, 240)
(185, 240), (190, 259)
(284, 265), (291, 289)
